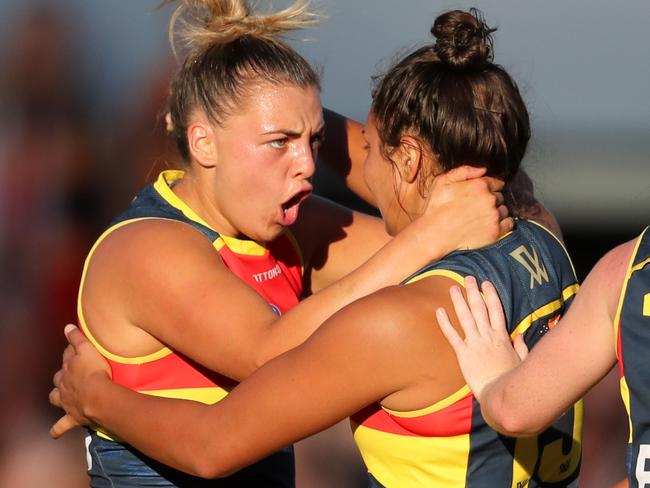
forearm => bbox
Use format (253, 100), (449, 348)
(85, 376), (230, 479)
(256, 217), (451, 366)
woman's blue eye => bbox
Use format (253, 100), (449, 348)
(270, 139), (288, 149)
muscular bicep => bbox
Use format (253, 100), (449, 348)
(292, 195), (390, 294)
(82, 220), (279, 381)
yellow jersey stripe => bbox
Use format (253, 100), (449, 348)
(218, 235), (267, 256)
(631, 257), (650, 274)
(621, 376), (633, 442)
(382, 386), (472, 418)
(153, 170), (216, 233)
(510, 284), (579, 338)
(404, 268), (465, 286)
(154, 170), (268, 256)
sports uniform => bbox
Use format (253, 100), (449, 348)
(616, 227), (650, 488)
(79, 171), (302, 487)
(352, 220), (582, 488)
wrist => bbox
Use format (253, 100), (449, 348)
(407, 214), (452, 259)
(82, 372), (112, 423)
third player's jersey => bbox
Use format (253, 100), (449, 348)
(616, 226), (650, 488)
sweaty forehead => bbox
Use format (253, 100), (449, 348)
(230, 82), (322, 132)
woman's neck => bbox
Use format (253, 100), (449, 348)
(171, 171), (241, 238)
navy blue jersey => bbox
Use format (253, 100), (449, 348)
(616, 227), (650, 488)
(356, 220), (582, 487)
(81, 171), (299, 487)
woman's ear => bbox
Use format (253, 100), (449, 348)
(187, 117), (218, 169)
(395, 135), (423, 184)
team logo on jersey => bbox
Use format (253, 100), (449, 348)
(548, 314), (561, 330)
(510, 245), (549, 289)
(253, 264), (283, 283)
(270, 304), (282, 316)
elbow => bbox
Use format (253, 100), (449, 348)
(481, 394), (545, 438)
(181, 438), (237, 479)
(489, 411), (546, 438)
(190, 457), (235, 480)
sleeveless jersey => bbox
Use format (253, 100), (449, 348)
(352, 220), (582, 488)
(615, 226), (650, 488)
(78, 170), (302, 486)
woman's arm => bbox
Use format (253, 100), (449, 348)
(83, 165), (509, 380)
(52, 277), (465, 477)
(437, 241), (632, 436)
(319, 108), (375, 205)
(259, 167), (511, 365)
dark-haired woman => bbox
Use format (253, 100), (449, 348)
(50, 7), (580, 488)
(47, 1), (513, 487)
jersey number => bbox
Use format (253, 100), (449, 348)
(636, 444), (650, 486)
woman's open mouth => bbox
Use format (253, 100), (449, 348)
(280, 188), (312, 226)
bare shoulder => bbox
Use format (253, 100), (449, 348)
(584, 237), (636, 294)
(583, 238), (637, 318)
(81, 218), (232, 355)
(91, 218), (219, 270)
(327, 275), (468, 409)
(83, 218), (227, 325)
(596, 238), (636, 274)
(320, 275), (461, 355)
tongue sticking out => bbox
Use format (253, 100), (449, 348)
(280, 192), (307, 226)
(281, 203), (299, 226)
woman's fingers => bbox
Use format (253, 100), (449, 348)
(444, 165), (487, 182)
(463, 276), (492, 336)
(64, 324), (86, 349)
(62, 344), (76, 363)
(53, 369), (62, 388)
(513, 334), (529, 361)
(49, 387), (62, 408)
(448, 284), (480, 339)
(436, 307), (465, 352)
(49, 414), (81, 440)
(480, 280), (508, 334)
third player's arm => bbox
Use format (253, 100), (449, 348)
(476, 242), (630, 435)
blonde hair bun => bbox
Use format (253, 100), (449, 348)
(162, 0), (321, 57)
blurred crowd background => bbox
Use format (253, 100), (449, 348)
(0, 0), (647, 486)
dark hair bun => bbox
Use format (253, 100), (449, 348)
(431, 8), (495, 71)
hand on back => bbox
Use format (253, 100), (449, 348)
(435, 276), (527, 401)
